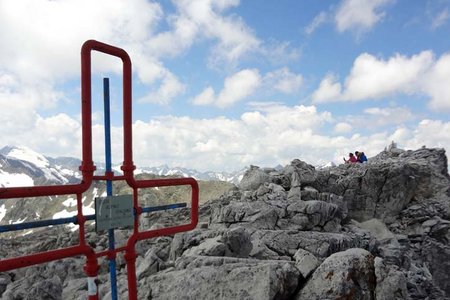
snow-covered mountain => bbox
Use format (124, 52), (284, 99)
(0, 145), (239, 234)
(0, 146), (80, 187)
(0, 146), (246, 187)
(131, 165), (246, 184)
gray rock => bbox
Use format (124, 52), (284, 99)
(240, 166), (270, 191)
(312, 148), (450, 223)
(170, 227), (253, 260)
(210, 200), (343, 232)
(287, 172), (301, 201)
(293, 248), (320, 278)
(421, 236), (450, 296)
(283, 159), (317, 186)
(296, 248), (376, 300)
(374, 257), (408, 300)
(0, 273), (12, 296)
(143, 257), (300, 300)
(136, 249), (165, 280)
(250, 230), (377, 260)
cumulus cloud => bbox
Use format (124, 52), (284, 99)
(263, 68), (303, 94)
(0, 0), (163, 82)
(311, 74), (342, 103)
(193, 67), (302, 108)
(340, 106), (416, 131)
(192, 87), (215, 106)
(193, 69), (261, 108)
(312, 50), (450, 112)
(0, 0), (280, 108)
(335, 0), (393, 35)
(138, 72), (186, 105)
(406, 119), (450, 149)
(423, 53), (450, 111)
(342, 51), (434, 101)
(2, 103), (450, 172)
(169, 0), (260, 67)
(334, 122), (352, 133)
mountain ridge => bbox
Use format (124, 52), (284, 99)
(0, 145), (246, 186)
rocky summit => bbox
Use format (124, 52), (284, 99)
(1, 145), (450, 299)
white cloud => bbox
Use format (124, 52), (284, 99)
(305, 11), (328, 35)
(312, 51), (450, 111)
(431, 8), (449, 29)
(423, 53), (450, 111)
(173, 0), (260, 67)
(192, 87), (215, 105)
(406, 119), (450, 149)
(0, 0), (163, 82)
(334, 122), (352, 133)
(311, 74), (342, 103)
(138, 72), (186, 105)
(341, 106), (416, 130)
(335, 0), (392, 35)
(263, 68), (303, 94)
(342, 51), (434, 100)
(2, 104), (450, 172)
(193, 69), (261, 108)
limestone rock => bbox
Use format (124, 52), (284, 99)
(143, 257), (300, 300)
(296, 248), (376, 300)
(374, 257), (408, 300)
(293, 248), (320, 278)
(210, 200), (344, 232)
(240, 165), (270, 191)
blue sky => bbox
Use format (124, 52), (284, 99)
(0, 0), (450, 172)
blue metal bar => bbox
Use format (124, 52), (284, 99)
(103, 77), (118, 300)
(0, 216), (78, 233)
(0, 201), (186, 233)
(141, 203), (187, 213)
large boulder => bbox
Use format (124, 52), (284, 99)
(295, 248), (376, 300)
(239, 166), (271, 191)
(210, 200), (344, 232)
(374, 257), (408, 300)
(312, 147), (450, 222)
(141, 257), (300, 300)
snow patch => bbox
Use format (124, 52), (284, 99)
(53, 209), (76, 219)
(83, 205), (95, 216)
(0, 171), (34, 187)
(12, 217), (26, 224)
(6, 146), (49, 168)
(62, 197), (77, 207)
(0, 204), (6, 222)
(52, 210), (79, 232)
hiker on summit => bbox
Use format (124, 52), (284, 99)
(343, 153), (358, 163)
(355, 151), (368, 163)
(359, 152), (368, 163)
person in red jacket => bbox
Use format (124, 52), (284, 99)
(343, 152), (358, 163)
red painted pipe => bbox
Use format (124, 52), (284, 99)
(123, 177), (199, 299)
(0, 245), (93, 272)
(0, 40), (199, 300)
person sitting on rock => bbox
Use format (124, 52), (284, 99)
(359, 152), (368, 163)
(343, 152), (358, 163)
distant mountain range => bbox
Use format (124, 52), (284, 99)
(0, 145), (238, 232)
(0, 145), (246, 188)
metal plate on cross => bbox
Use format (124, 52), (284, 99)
(95, 195), (134, 232)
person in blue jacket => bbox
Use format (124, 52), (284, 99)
(358, 151), (368, 163)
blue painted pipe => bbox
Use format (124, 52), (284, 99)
(141, 203), (187, 213)
(103, 77), (118, 300)
(0, 203), (187, 233)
